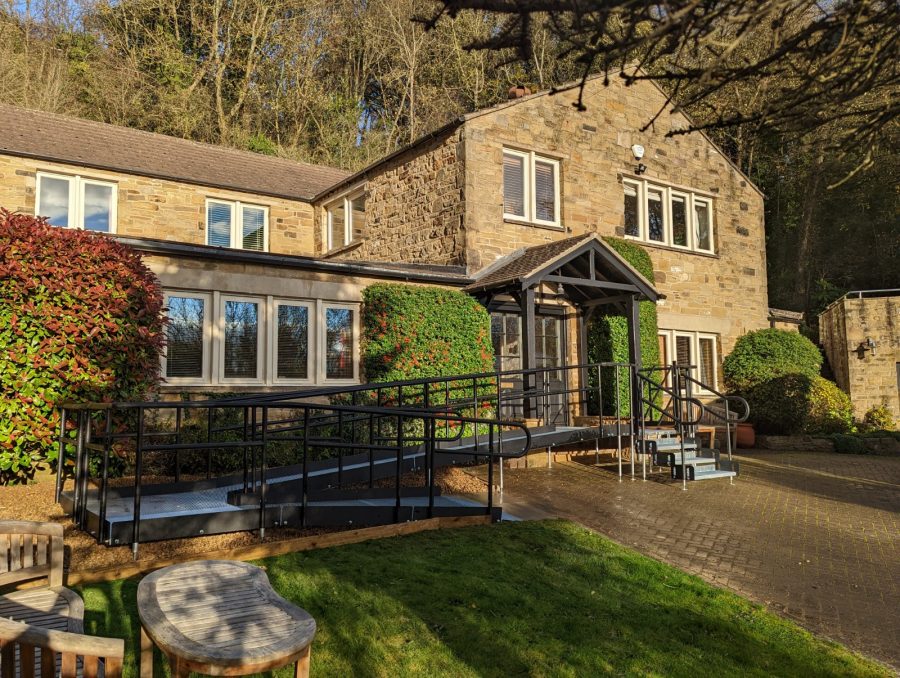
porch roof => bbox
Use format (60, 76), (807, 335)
(464, 234), (661, 304)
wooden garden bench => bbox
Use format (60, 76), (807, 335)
(0, 520), (124, 677)
(0, 521), (83, 635)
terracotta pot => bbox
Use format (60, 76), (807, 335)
(735, 422), (756, 448)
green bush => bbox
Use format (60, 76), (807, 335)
(362, 283), (494, 383)
(722, 328), (822, 393)
(0, 210), (165, 483)
(829, 434), (868, 455)
(587, 237), (659, 416)
(746, 374), (853, 435)
(863, 404), (895, 431)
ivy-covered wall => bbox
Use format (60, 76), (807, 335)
(587, 237), (660, 416)
(361, 283), (494, 383)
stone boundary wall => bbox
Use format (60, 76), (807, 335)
(755, 434), (900, 455)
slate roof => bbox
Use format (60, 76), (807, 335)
(0, 104), (350, 202)
(464, 234), (660, 301)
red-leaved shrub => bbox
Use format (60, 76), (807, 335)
(0, 209), (165, 482)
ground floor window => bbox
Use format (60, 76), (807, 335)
(657, 329), (719, 391)
(162, 291), (359, 387)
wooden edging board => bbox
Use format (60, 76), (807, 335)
(66, 515), (492, 586)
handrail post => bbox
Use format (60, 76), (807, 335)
(259, 406), (268, 540)
(301, 408), (310, 528)
(77, 411), (91, 531)
(487, 423), (495, 516)
(427, 418), (435, 518)
(174, 407), (182, 484)
(725, 400), (733, 462)
(99, 409), (112, 545)
(54, 407), (68, 505)
(395, 413), (403, 523)
(641, 374), (647, 482)
(132, 408), (144, 560)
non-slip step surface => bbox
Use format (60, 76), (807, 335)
(692, 469), (737, 480)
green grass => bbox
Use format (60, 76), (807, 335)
(78, 520), (888, 677)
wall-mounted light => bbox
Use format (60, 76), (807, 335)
(856, 336), (877, 359)
(631, 144), (647, 175)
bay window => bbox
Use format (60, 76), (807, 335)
(206, 199), (268, 251)
(622, 179), (715, 253)
(161, 292), (357, 386)
(503, 149), (560, 227)
(36, 172), (116, 233)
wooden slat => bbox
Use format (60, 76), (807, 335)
(35, 536), (48, 566)
(19, 642), (36, 678)
(41, 647), (56, 678)
(10, 533), (21, 571)
(61, 651), (77, 678)
(82, 654), (99, 678)
(0, 534), (8, 573)
(105, 655), (123, 678)
(22, 533), (34, 569)
(1, 641), (15, 677)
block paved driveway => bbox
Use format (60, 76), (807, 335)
(497, 451), (900, 668)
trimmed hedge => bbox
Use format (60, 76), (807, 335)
(723, 328), (822, 392)
(0, 210), (165, 483)
(361, 283), (494, 383)
(745, 374), (853, 435)
(587, 237), (659, 416)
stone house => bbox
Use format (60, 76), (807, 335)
(0, 75), (771, 397)
(819, 291), (900, 421)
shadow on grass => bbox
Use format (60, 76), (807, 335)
(78, 520), (889, 677)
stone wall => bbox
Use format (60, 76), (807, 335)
(319, 129), (466, 265)
(820, 295), (900, 420)
(0, 154), (316, 255)
(460, 77), (770, 357)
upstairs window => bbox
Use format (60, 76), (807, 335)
(206, 199), (267, 251)
(326, 191), (365, 250)
(622, 179), (715, 254)
(36, 172), (116, 233)
(503, 149), (560, 227)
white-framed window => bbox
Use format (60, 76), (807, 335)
(326, 190), (365, 250)
(623, 179), (715, 254)
(160, 291), (359, 386)
(206, 199), (268, 251)
(219, 295), (265, 383)
(503, 148), (560, 227)
(658, 329), (719, 391)
(162, 292), (212, 384)
(272, 300), (312, 383)
(322, 303), (357, 381)
(35, 172), (117, 233)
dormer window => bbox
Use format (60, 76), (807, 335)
(503, 149), (560, 227)
(326, 191), (365, 250)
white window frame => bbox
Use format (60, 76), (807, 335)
(319, 301), (359, 383)
(270, 298), (314, 385)
(205, 199), (269, 252)
(692, 196), (715, 254)
(658, 329), (719, 392)
(325, 189), (365, 251)
(623, 179), (715, 254)
(35, 171), (118, 233)
(161, 291), (212, 386)
(218, 294), (266, 385)
(502, 148), (561, 227)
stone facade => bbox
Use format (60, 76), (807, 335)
(316, 129), (467, 265)
(0, 155), (316, 255)
(819, 294), (900, 421)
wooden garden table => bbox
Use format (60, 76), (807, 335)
(137, 560), (316, 678)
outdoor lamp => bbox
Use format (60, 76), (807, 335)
(632, 144), (647, 175)
(856, 336), (876, 358)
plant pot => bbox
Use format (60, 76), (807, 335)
(735, 422), (756, 448)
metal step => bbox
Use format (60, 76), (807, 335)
(692, 469), (737, 481)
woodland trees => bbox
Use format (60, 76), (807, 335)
(1, 0), (896, 322)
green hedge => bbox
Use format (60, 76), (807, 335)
(723, 328), (822, 393)
(0, 210), (165, 483)
(587, 237), (659, 416)
(745, 374), (853, 435)
(362, 283), (494, 384)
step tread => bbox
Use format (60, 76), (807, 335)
(693, 469), (737, 480)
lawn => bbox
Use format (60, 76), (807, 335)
(78, 519), (888, 677)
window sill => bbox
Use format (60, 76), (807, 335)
(322, 239), (363, 258)
(622, 236), (718, 259)
(502, 218), (565, 232)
